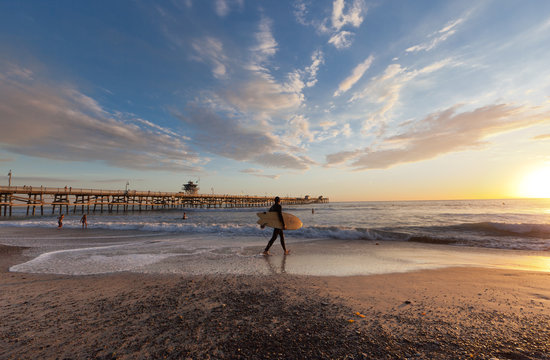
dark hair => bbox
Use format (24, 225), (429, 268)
(274, 196), (280, 202)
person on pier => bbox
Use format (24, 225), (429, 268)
(262, 196), (289, 256)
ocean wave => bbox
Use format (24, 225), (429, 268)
(2, 219), (550, 251)
(447, 222), (550, 238)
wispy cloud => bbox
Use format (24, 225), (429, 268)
(304, 50), (324, 87)
(326, 104), (548, 169)
(240, 168), (280, 179)
(351, 58), (454, 132)
(327, 0), (366, 49)
(334, 54), (373, 96)
(217, 17), (308, 116)
(224, 73), (304, 114)
(295, 0), (366, 49)
(285, 115), (315, 144)
(293, 0), (309, 25)
(328, 31), (354, 49)
(249, 16), (278, 69)
(214, 0), (243, 17)
(0, 68), (201, 172)
(325, 149), (361, 166)
(175, 104), (315, 170)
(406, 16), (467, 53)
(191, 37), (228, 79)
(532, 133), (550, 140)
(175, 105), (278, 161)
(254, 152), (316, 170)
(331, 0), (365, 30)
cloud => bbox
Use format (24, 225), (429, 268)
(304, 50), (324, 87)
(175, 105), (278, 161)
(240, 168), (280, 179)
(328, 31), (354, 49)
(293, 0), (309, 25)
(296, 0), (366, 49)
(214, 0), (243, 17)
(331, 0), (365, 31)
(325, 149), (361, 166)
(351, 58), (454, 132)
(334, 54), (374, 96)
(286, 115), (315, 144)
(325, 0), (366, 49)
(406, 16), (466, 53)
(224, 73), (304, 114)
(176, 105), (315, 170)
(326, 104), (548, 169)
(254, 152), (316, 170)
(250, 16), (278, 68)
(532, 133), (550, 140)
(222, 17), (304, 115)
(0, 71), (201, 172)
(191, 37), (228, 78)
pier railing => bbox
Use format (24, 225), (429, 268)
(0, 186), (328, 216)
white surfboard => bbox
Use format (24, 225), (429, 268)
(256, 211), (302, 230)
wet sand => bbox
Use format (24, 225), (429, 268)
(1, 243), (550, 359)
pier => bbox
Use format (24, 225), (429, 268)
(0, 186), (328, 217)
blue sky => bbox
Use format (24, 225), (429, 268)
(1, 0), (550, 201)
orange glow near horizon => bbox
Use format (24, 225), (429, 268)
(517, 165), (550, 199)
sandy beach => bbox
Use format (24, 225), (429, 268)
(1, 240), (549, 360)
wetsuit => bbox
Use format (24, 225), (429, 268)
(264, 203), (287, 252)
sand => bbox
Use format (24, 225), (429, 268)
(1, 244), (550, 359)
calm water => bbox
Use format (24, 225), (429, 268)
(2, 199), (550, 251)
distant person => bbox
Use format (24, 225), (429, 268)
(312, 208), (315, 214)
(81, 214), (87, 229)
(57, 214), (64, 229)
(182, 212), (187, 220)
(262, 196), (289, 256)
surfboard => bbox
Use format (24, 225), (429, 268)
(256, 211), (302, 230)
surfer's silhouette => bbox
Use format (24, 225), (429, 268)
(262, 196), (289, 256)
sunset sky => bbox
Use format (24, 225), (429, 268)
(1, 0), (550, 201)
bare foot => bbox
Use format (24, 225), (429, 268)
(262, 251), (270, 256)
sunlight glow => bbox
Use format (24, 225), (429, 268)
(518, 165), (550, 198)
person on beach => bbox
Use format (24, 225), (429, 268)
(262, 196), (289, 256)
(81, 214), (87, 229)
(57, 214), (64, 229)
(182, 212), (187, 220)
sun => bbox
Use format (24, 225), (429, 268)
(518, 165), (550, 198)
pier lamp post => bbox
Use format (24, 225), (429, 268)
(8, 169), (12, 187)
(125, 181), (129, 192)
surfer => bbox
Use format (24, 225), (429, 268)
(262, 196), (289, 256)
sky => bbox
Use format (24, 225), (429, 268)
(1, 0), (550, 201)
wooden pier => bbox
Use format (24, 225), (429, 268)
(0, 186), (328, 217)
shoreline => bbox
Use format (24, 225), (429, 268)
(2, 225), (549, 277)
(1, 243), (550, 359)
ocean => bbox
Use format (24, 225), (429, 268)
(2, 199), (550, 275)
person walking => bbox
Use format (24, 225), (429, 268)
(262, 196), (289, 256)
(57, 214), (64, 229)
(81, 214), (88, 229)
